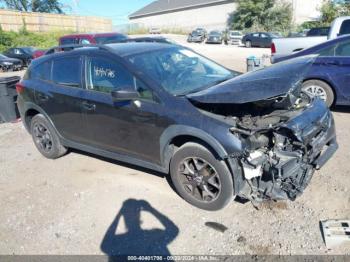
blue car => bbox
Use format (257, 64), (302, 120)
(273, 35), (350, 107)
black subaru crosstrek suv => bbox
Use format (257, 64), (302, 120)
(17, 43), (338, 210)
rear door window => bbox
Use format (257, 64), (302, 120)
(52, 56), (81, 88)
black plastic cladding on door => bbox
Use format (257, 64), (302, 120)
(81, 52), (170, 164)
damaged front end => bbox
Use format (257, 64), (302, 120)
(188, 56), (338, 203)
(232, 96), (337, 203)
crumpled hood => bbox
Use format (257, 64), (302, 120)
(187, 55), (316, 104)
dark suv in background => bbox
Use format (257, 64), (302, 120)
(17, 43), (337, 210)
(4, 47), (36, 66)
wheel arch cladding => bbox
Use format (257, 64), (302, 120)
(25, 108), (40, 131)
(23, 103), (58, 135)
(160, 125), (229, 170)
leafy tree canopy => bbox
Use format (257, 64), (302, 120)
(319, 0), (350, 25)
(228, 0), (292, 33)
(299, 0), (350, 30)
(0, 0), (64, 14)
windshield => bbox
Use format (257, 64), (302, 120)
(95, 34), (128, 44)
(209, 31), (221, 36)
(22, 47), (36, 54)
(128, 48), (237, 96)
(230, 32), (242, 36)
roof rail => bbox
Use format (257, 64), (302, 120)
(45, 44), (114, 55)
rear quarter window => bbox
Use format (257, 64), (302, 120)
(31, 61), (52, 81)
(24, 61), (52, 81)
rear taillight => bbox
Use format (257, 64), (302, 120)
(271, 43), (276, 54)
(16, 82), (25, 94)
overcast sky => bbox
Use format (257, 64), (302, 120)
(61, 0), (154, 25)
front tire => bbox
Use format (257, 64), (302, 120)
(245, 40), (252, 48)
(302, 80), (334, 107)
(170, 142), (234, 211)
(30, 114), (67, 159)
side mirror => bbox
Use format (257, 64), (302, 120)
(111, 89), (139, 101)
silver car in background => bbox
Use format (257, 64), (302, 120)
(228, 31), (243, 45)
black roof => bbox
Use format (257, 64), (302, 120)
(129, 0), (232, 19)
(106, 42), (175, 57)
(32, 42), (178, 62)
(32, 43), (176, 65)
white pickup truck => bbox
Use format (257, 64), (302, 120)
(271, 16), (350, 63)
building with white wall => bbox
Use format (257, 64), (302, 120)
(129, 0), (237, 31)
(289, 0), (322, 24)
(128, 0), (323, 31)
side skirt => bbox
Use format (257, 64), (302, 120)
(61, 139), (168, 174)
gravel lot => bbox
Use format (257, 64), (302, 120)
(0, 35), (349, 256)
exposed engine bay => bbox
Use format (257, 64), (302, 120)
(193, 91), (337, 204)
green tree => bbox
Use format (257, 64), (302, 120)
(318, 0), (350, 26)
(0, 0), (64, 13)
(228, 0), (292, 33)
(298, 0), (350, 30)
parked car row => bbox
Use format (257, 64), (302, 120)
(187, 28), (277, 47)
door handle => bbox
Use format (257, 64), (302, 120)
(82, 101), (96, 111)
(37, 93), (49, 101)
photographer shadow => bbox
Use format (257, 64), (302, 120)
(100, 199), (179, 258)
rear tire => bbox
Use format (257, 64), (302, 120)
(245, 40), (252, 48)
(30, 114), (67, 159)
(170, 142), (234, 211)
(302, 80), (334, 107)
